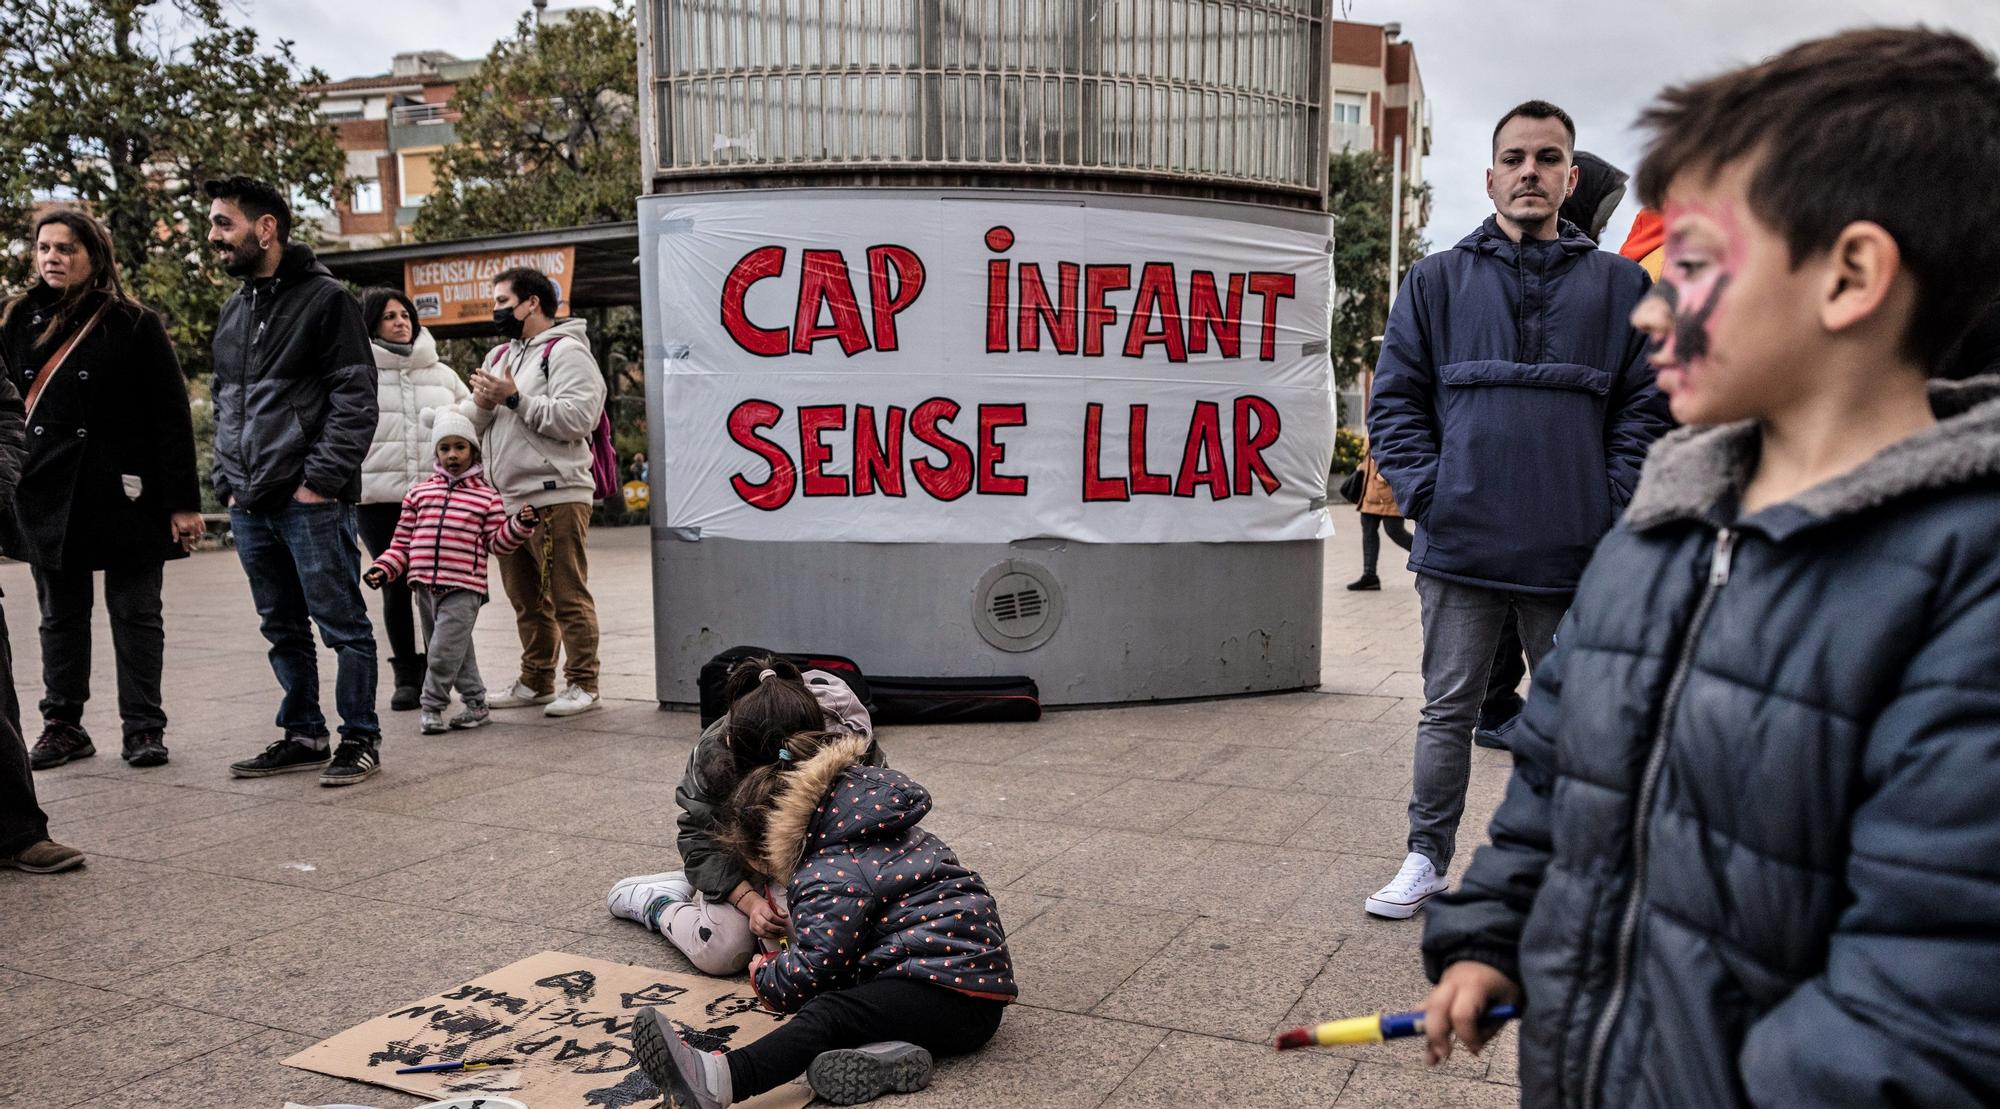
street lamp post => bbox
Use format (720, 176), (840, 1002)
(1388, 134), (1403, 311)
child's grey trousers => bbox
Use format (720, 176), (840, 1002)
(416, 585), (487, 712)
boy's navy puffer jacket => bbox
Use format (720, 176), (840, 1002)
(749, 735), (1015, 1012)
(1423, 378), (2000, 1108)
(1368, 217), (1670, 594)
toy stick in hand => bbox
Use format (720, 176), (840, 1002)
(1275, 1005), (1518, 1050)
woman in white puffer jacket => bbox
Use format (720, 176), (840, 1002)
(357, 288), (472, 712)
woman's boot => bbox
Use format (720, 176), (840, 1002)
(389, 654), (426, 711)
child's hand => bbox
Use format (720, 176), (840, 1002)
(745, 894), (789, 939)
(1421, 960), (1521, 1066)
(517, 504), (539, 527)
(363, 567), (388, 590)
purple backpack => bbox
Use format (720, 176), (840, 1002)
(589, 408), (618, 502)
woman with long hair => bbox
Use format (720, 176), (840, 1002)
(356, 287), (470, 711)
(1, 209), (202, 770)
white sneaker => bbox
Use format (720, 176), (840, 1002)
(608, 871), (695, 928)
(488, 682), (556, 709)
(544, 685), (600, 717)
(1365, 852), (1450, 919)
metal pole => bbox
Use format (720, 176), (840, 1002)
(1388, 133), (1403, 310)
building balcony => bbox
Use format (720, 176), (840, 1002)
(1331, 121), (1376, 155)
(389, 119), (459, 152)
(391, 101), (457, 126)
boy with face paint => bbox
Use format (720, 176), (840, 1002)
(1363, 102), (1671, 920)
(1418, 29), (2000, 1108)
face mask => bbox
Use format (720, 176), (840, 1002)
(492, 304), (525, 340)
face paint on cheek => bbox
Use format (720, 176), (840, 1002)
(1657, 198), (1747, 371)
(1671, 272), (1731, 365)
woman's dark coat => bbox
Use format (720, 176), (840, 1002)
(1, 286), (201, 570)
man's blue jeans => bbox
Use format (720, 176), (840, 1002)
(231, 500), (379, 742)
(1409, 574), (1568, 873)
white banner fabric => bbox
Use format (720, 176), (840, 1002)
(653, 192), (1334, 543)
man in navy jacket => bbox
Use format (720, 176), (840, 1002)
(1362, 101), (1670, 919)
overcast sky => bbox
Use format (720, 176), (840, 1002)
(1347, 0), (2000, 253)
(237, 0), (2000, 255)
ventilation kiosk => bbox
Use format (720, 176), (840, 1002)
(637, 0), (1335, 706)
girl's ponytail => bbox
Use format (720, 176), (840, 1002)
(714, 655), (821, 781)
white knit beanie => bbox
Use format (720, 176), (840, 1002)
(424, 407), (480, 456)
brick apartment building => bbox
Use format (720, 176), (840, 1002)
(309, 49), (483, 249)
(1330, 19), (1430, 228)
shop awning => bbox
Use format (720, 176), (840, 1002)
(318, 221), (639, 339)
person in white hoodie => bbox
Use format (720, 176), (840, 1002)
(357, 288), (472, 713)
(468, 266), (606, 718)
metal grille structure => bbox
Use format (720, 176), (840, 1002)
(640, 0), (1328, 199)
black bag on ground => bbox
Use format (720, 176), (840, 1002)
(869, 675), (1042, 725)
(698, 645), (873, 727)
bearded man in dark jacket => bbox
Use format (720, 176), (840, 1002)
(1362, 102), (1671, 920)
(204, 176), (383, 787)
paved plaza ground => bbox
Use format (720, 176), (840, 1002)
(0, 522), (1520, 1108)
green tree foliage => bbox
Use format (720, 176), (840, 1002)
(413, 1), (638, 241)
(1328, 149), (1429, 394)
(0, 0), (342, 373)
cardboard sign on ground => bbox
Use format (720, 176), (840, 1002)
(283, 951), (809, 1109)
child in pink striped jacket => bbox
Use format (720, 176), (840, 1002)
(364, 410), (538, 734)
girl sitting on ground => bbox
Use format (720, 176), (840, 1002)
(607, 656), (877, 974)
(362, 411), (536, 735)
(633, 728), (1015, 1107)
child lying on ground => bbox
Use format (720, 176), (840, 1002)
(1418, 28), (2000, 1107)
(634, 729), (1014, 1107)
(607, 656), (879, 974)
(363, 410), (535, 735)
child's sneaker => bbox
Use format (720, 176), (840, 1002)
(419, 711), (447, 735)
(1365, 851), (1450, 919)
(633, 1005), (731, 1109)
(449, 702), (491, 730)
(808, 1042), (934, 1105)
(608, 872), (695, 929)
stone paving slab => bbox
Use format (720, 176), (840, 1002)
(0, 522), (1524, 1107)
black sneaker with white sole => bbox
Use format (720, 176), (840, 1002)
(319, 736), (382, 787)
(228, 735), (331, 778)
(808, 1042), (935, 1105)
